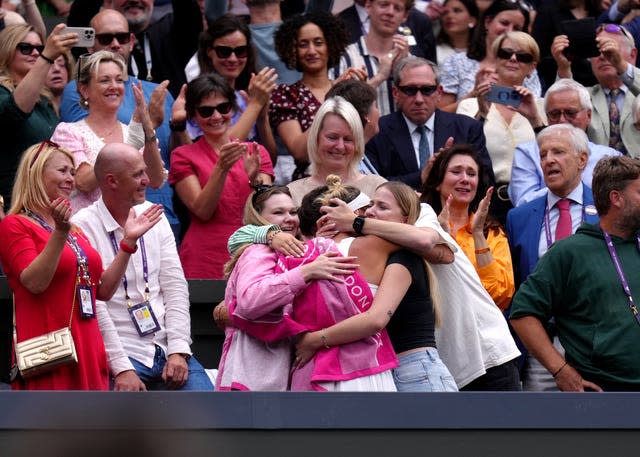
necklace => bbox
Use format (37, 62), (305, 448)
(87, 119), (119, 142)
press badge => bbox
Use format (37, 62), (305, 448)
(78, 285), (95, 318)
(128, 301), (161, 336)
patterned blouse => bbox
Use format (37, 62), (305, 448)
(268, 80), (322, 131)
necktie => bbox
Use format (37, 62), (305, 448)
(555, 198), (572, 241)
(416, 125), (430, 169)
(608, 88), (626, 154)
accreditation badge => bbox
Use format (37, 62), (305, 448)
(78, 284), (95, 318)
(128, 301), (161, 336)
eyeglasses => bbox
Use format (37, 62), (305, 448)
(397, 85), (438, 96)
(95, 32), (132, 46)
(16, 42), (44, 56)
(496, 48), (535, 63)
(31, 140), (60, 169)
(546, 108), (585, 122)
(597, 23), (634, 43)
(212, 45), (248, 59)
(195, 102), (233, 117)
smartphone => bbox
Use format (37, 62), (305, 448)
(485, 84), (522, 108)
(60, 27), (95, 48)
(561, 18), (599, 59)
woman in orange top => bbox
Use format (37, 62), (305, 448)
(421, 144), (514, 310)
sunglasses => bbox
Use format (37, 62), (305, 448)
(506, 0), (532, 11)
(496, 48), (535, 63)
(31, 140), (60, 169)
(195, 102), (233, 117)
(397, 85), (438, 96)
(546, 108), (585, 122)
(212, 45), (248, 59)
(16, 42), (44, 56)
(95, 32), (132, 46)
(597, 23), (634, 42)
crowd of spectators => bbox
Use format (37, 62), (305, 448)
(2, 0), (640, 392)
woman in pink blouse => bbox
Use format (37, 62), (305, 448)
(169, 73), (273, 279)
(51, 50), (164, 213)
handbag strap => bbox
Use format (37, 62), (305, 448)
(12, 281), (78, 347)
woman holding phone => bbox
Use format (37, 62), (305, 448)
(456, 31), (545, 223)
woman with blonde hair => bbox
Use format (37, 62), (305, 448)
(0, 23), (76, 209)
(51, 50), (165, 213)
(457, 31), (546, 223)
(217, 185), (358, 390)
(287, 96), (386, 206)
(0, 141), (162, 390)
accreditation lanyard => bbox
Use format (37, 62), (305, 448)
(108, 232), (150, 307)
(130, 33), (153, 81)
(26, 210), (92, 286)
(603, 231), (640, 326)
(543, 200), (585, 249)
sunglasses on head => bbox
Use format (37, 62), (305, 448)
(195, 102), (233, 118)
(31, 140), (60, 169)
(212, 45), (248, 59)
(95, 32), (132, 46)
(16, 42), (44, 56)
(496, 47), (535, 63)
(397, 85), (438, 96)
(597, 23), (634, 42)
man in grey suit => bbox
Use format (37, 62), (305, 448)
(553, 23), (640, 155)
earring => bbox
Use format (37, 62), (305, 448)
(468, 23), (475, 28)
(80, 98), (89, 108)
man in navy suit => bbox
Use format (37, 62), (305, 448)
(365, 56), (493, 189)
(506, 124), (600, 391)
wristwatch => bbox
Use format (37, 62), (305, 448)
(352, 216), (365, 235)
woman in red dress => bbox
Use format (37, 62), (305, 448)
(0, 141), (162, 390)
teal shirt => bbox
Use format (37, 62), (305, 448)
(510, 223), (640, 388)
(0, 86), (58, 208)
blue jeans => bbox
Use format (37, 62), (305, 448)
(392, 348), (458, 392)
(128, 346), (213, 391)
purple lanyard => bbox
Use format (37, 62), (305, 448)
(108, 233), (150, 306)
(602, 230), (640, 326)
(26, 210), (92, 286)
(543, 200), (585, 248)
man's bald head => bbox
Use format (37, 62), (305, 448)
(95, 142), (139, 186)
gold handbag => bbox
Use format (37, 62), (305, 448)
(12, 286), (78, 379)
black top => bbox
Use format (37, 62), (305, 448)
(385, 250), (436, 353)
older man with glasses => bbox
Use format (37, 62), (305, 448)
(552, 22), (640, 156)
(509, 79), (622, 207)
(365, 56), (493, 190)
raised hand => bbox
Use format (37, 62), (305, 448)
(50, 197), (72, 233)
(216, 140), (246, 173)
(123, 204), (164, 243)
(248, 67), (278, 107)
(550, 34), (572, 77)
(438, 194), (453, 234)
(470, 187), (493, 234)
(43, 23), (78, 61)
(243, 141), (261, 182)
(171, 84), (187, 125)
(336, 65), (368, 82)
(148, 80), (169, 128)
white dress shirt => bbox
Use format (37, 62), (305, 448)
(403, 112), (435, 167)
(73, 199), (191, 376)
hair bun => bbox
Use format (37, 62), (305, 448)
(325, 174), (342, 189)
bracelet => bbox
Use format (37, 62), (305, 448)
(169, 120), (186, 132)
(39, 53), (55, 65)
(119, 239), (138, 254)
(320, 330), (330, 349)
(144, 134), (157, 144)
(552, 361), (568, 378)
(267, 230), (278, 247)
(475, 247), (490, 254)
